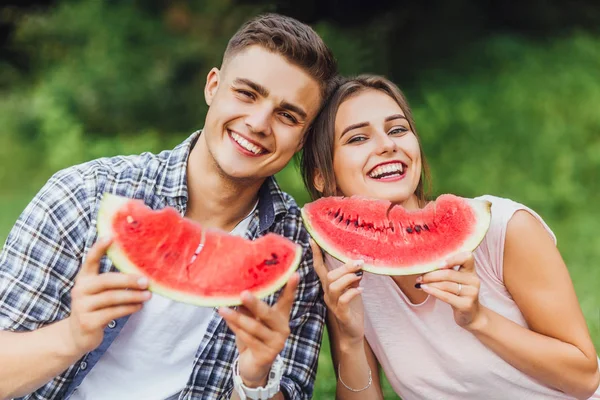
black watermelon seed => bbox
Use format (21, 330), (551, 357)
(414, 225), (422, 233)
(423, 224), (429, 231)
(346, 219), (351, 226)
(271, 252), (278, 259)
(406, 227), (413, 233)
(265, 259), (279, 265)
(354, 220), (359, 227)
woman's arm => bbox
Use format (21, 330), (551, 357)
(310, 240), (384, 400)
(419, 210), (599, 398)
(327, 314), (384, 400)
(468, 210), (599, 398)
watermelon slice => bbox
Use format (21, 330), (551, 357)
(302, 194), (491, 275)
(97, 194), (302, 306)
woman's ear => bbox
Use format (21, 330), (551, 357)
(313, 170), (325, 193)
(204, 67), (220, 106)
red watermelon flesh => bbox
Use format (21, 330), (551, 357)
(97, 194), (302, 306)
(302, 194), (491, 275)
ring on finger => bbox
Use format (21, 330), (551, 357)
(456, 283), (462, 296)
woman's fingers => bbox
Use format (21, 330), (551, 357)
(420, 281), (476, 297)
(327, 259), (364, 282)
(329, 273), (362, 300)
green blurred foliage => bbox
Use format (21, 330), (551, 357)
(0, 1), (599, 398)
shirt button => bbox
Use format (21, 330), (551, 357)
(108, 320), (117, 329)
(80, 361), (88, 370)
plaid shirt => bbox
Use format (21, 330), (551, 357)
(0, 131), (325, 400)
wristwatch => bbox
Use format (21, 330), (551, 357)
(232, 355), (284, 400)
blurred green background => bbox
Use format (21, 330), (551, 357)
(1, 1), (599, 398)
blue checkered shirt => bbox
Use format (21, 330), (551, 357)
(0, 131), (325, 399)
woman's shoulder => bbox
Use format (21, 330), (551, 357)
(471, 194), (557, 282)
(474, 194), (555, 244)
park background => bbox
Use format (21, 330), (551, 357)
(0, 0), (599, 398)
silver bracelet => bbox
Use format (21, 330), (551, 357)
(338, 363), (372, 392)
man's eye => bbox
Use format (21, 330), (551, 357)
(280, 112), (298, 124)
(237, 90), (255, 100)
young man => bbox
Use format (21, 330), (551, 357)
(0, 13), (337, 400)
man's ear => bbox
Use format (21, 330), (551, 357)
(313, 170), (325, 193)
(204, 67), (221, 106)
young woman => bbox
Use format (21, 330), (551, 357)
(302, 75), (600, 399)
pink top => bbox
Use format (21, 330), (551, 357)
(325, 195), (600, 400)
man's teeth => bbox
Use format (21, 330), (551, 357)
(231, 132), (263, 155)
(369, 163), (405, 179)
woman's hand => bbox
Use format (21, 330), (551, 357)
(310, 239), (365, 346)
(417, 252), (485, 330)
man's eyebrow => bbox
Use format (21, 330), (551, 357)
(280, 101), (307, 120)
(233, 78), (269, 98)
(385, 114), (407, 122)
(340, 122), (369, 139)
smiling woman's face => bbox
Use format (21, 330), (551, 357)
(332, 89), (422, 209)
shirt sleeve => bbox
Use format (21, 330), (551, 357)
(0, 168), (92, 331)
(277, 222), (326, 400)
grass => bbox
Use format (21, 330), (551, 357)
(1, 191), (598, 399)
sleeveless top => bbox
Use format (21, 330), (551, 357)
(325, 195), (600, 400)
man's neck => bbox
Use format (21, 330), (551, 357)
(185, 134), (264, 232)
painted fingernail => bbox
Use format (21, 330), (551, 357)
(439, 261), (448, 268)
(420, 284), (429, 290)
(143, 291), (152, 299)
(414, 283), (421, 289)
(138, 277), (148, 287)
(355, 270), (363, 277)
(416, 276), (422, 283)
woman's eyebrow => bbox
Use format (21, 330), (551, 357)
(340, 122), (369, 139)
(385, 114), (407, 122)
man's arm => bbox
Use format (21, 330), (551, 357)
(0, 172), (151, 398)
(220, 230), (326, 400)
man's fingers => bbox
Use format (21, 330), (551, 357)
(218, 307), (273, 342)
(275, 272), (299, 317)
(85, 289), (152, 311)
(220, 312), (271, 353)
(78, 272), (149, 295)
(79, 237), (113, 276)
(91, 303), (144, 329)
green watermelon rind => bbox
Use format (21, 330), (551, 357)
(97, 193), (303, 307)
(302, 197), (492, 276)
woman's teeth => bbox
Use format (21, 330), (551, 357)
(369, 163), (405, 179)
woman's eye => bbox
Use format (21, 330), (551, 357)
(389, 127), (408, 135)
(348, 136), (367, 144)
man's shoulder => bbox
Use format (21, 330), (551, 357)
(48, 149), (172, 195)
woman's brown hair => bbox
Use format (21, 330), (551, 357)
(301, 75), (431, 204)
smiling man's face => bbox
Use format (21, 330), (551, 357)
(201, 45), (322, 182)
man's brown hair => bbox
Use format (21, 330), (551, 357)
(223, 13), (338, 101)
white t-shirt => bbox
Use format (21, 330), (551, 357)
(72, 207), (256, 400)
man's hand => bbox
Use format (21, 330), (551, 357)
(65, 237), (152, 355)
(218, 272), (300, 388)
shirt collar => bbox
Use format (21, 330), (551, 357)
(156, 130), (292, 232)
